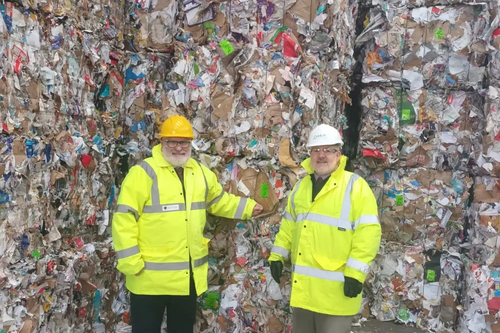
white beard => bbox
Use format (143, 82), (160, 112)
(162, 147), (191, 167)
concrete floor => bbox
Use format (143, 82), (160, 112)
(352, 320), (424, 333)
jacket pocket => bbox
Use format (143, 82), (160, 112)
(312, 253), (346, 272)
(310, 225), (352, 263)
(140, 246), (175, 262)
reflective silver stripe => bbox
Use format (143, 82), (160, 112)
(293, 264), (344, 282)
(355, 215), (379, 226)
(138, 161), (160, 205)
(283, 211), (294, 221)
(208, 188), (224, 208)
(191, 202), (206, 210)
(142, 202), (206, 213)
(116, 245), (140, 259)
(144, 261), (190, 271)
(346, 258), (370, 274)
(143, 203), (186, 213)
(340, 174), (359, 222)
(295, 212), (353, 230)
(271, 245), (290, 259)
(292, 174), (362, 230)
(234, 198), (247, 219)
(197, 161), (209, 203)
(194, 255), (208, 268)
(116, 204), (139, 220)
(290, 179), (304, 221)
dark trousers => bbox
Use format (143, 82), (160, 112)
(130, 273), (197, 333)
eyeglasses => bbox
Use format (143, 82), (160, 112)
(165, 140), (191, 149)
(310, 148), (340, 155)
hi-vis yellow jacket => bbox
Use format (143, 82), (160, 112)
(112, 144), (257, 296)
(269, 156), (381, 316)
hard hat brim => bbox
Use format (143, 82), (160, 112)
(306, 142), (344, 148)
(158, 134), (194, 139)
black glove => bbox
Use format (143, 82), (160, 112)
(270, 261), (283, 284)
(344, 277), (363, 298)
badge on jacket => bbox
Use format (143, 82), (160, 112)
(162, 204), (180, 212)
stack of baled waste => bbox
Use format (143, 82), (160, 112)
(459, 5), (500, 332)
(362, 167), (471, 331)
(354, 0), (496, 331)
(177, 0), (360, 330)
(0, 0), (138, 331)
(460, 175), (500, 333)
(0, 0), (359, 332)
(365, 241), (463, 331)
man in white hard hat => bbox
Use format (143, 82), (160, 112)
(268, 124), (381, 333)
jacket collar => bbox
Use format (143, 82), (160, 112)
(152, 144), (196, 169)
(301, 155), (347, 182)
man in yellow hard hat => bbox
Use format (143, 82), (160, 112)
(269, 124), (381, 333)
(112, 115), (263, 333)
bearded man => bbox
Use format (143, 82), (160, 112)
(112, 115), (263, 333)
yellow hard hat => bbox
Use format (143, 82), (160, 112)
(159, 115), (194, 139)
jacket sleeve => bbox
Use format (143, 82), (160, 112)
(344, 176), (381, 284)
(202, 165), (257, 220)
(112, 165), (149, 275)
(269, 183), (298, 264)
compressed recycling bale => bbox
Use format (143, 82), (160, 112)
(357, 5), (491, 90)
(356, 87), (484, 172)
(365, 241), (462, 332)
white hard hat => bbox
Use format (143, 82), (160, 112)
(307, 124), (344, 148)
